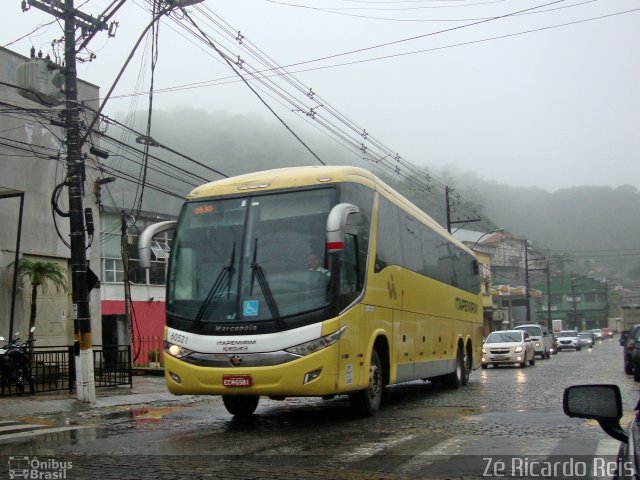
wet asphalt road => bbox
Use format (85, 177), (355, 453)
(1, 338), (637, 479)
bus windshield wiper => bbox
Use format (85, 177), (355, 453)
(249, 238), (284, 329)
(193, 242), (236, 327)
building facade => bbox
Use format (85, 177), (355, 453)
(0, 46), (103, 346)
(536, 276), (608, 331)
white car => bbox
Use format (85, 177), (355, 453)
(556, 330), (582, 351)
(482, 330), (536, 368)
(514, 324), (552, 359)
(590, 328), (604, 341)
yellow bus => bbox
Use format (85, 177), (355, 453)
(139, 165), (483, 417)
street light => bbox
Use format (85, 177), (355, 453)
(470, 227), (504, 250)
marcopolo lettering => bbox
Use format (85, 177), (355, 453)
(455, 297), (478, 314)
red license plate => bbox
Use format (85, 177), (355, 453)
(223, 375), (253, 387)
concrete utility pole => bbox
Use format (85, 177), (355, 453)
(63, 0), (95, 404)
(24, 0), (112, 403)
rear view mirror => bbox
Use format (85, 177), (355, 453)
(326, 203), (359, 253)
(564, 384), (622, 421)
(139, 221), (177, 269)
(563, 384), (627, 444)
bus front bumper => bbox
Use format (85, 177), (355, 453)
(162, 347), (343, 397)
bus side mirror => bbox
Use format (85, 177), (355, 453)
(563, 384), (627, 444)
(326, 203), (359, 253)
(139, 221), (177, 269)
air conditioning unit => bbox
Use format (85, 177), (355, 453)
(16, 58), (65, 106)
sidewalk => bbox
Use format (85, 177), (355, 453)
(0, 375), (203, 418)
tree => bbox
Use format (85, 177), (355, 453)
(8, 259), (68, 345)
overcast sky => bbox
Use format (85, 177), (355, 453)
(2, 0), (639, 192)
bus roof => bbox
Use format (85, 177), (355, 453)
(187, 165), (376, 198)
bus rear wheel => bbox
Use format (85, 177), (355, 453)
(222, 395), (259, 418)
(442, 345), (466, 389)
(349, 350), (383, 417)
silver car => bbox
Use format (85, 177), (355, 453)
(482, 330), (536, 368)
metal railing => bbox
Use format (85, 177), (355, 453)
(133, 336), (164, 369)
(0, 344), (132, 396)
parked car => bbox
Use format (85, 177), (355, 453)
(564, 384), (636, 479)
(556, 330), (581, 351)
(602, 327), (614, 339)
(513, 324), (552, 359)
(629, 340), (640, 382)
(578, 331), (595, 348)
(481, 330), (535, 368)
(590, 328), (604, 341)
(622, 324), (640, 375)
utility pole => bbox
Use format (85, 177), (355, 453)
(121, 211), (133, 336)
(603, 277), (609, 329)
(63, 0), (95, 403)
(445, 186), (480, 234)
(24, 0), (112, 403)
(571, 276), (578, 330)
(546, 261), (551, 331)
(524, 239), (530, 323)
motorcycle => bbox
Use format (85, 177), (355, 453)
(0, 327), (36, 395)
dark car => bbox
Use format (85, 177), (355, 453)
(630, 339), (640, 382)
(623, 324), (640, 375)
(549, 333), (559, 355)
(564, 384), (638, 479)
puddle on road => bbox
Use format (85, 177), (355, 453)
(401, 405), (485, 420)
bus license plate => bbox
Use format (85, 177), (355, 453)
(223, 375), (253, 387)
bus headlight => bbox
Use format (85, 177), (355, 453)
(285, 326), (347, 356)
(165, 341), (194, 359)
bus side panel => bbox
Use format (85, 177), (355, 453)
(362, 305), (394, 385)
(414, 313), (456, 379)
(361, 263), (402, 385)
(338, 305), (365, 391)
(395, 308), (415, 383)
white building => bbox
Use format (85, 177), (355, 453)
(0, 46), (103, 346)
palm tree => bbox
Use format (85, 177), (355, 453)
(8, 258), (68, 345)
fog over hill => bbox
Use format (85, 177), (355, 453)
(103, 108), (640, 281)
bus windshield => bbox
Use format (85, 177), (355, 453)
(167, 188), (336, 329)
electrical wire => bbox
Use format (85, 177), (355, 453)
(178, 7), (327, 166)
(132, 0), (162, 218)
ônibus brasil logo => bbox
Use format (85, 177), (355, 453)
(8, 456), (72, 479)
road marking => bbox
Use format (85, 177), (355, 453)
(594, 438), (621, 457)
(0, 421), (92, 444)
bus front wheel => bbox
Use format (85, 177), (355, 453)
(349, 350), (383, 417)
(222, 395), (260, 418)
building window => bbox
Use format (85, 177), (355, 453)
(101, 215), (173, 286)
(103, 258), (124, 282)
(549, 294), (562, 305)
